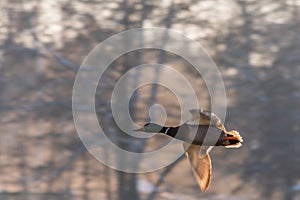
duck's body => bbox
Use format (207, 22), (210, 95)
(157, 124), (239, 147)
(135, 109), (243, 191)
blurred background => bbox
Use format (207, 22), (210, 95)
(1, 0), (300, 200)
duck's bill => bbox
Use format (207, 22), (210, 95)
(133, 127), (145, 131)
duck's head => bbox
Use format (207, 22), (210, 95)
(134, 123), (164, 133)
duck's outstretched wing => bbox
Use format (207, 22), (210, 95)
(188, 109), (226, 131)
(183, 143), (212, 191)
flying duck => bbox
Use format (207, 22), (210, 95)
(135, 109), (243, 191)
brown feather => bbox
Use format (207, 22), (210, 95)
(184, 144), (212, 191)
(188, 109), (226, 131)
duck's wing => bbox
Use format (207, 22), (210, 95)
(188, 109), (226, 131)
(183, 143), (212, 191)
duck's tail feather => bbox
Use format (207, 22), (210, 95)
(223, 130), (243, 148)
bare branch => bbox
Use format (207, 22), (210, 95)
(44, 46), (80, 72)
(146, 154), (185, 200)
